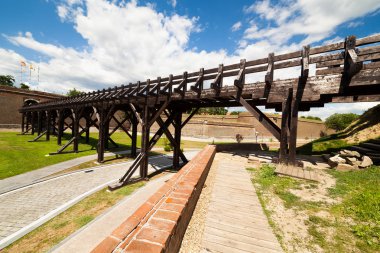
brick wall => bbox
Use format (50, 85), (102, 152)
(91, 145), (216, 253)
(0, 86), (63, 126)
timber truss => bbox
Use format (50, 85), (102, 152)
(19, 34), (380, 188)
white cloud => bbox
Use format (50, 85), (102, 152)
(231, 21), (242, 32)
(243, 0), (380, 46)
(169, 0), (177, 8)
(3, 0), (228, 93)
(1, 0), (379, 118)
(347, 21), (364, 28)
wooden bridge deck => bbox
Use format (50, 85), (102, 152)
(201, 153), (283, 253)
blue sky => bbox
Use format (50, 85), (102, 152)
(1, 0), (380, 118)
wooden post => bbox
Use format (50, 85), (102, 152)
(31, 112), (35, 135)
(140, 105), (150, 179)
(21, 112), (25, 134)
(73, 111), (79, 152)
(37, 111), (42, 135)
(85, 116), (90, 144)
(173, 111), (182, 170)
(57, 110), (64, 145)
(104, 119), (110, 150)
(97, 108), (106, 163)
(46, 111), (51, 141)
(131, 112), (138, 158)
(288, 46), (309, 165)
(279, 88), (293, 163)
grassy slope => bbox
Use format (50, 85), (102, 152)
(297, 104), (380, 155)
(0, 132), (207, 180)
(249, 164), (380, 252)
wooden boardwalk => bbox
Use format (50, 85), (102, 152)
(201, 153), (283, 253)
(275, 164), (319, 182)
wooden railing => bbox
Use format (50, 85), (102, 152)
(20, 34), (380, 111)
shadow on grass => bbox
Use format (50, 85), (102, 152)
(298, 104), (380, 155)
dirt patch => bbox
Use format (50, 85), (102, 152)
(345, 123), (380, 144)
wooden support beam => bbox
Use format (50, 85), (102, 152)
(57, 110), (64, 145)
(140, 104), (150, 179)
(173, 111), (183, 170)
(37, 111), (42, 135)
(46, 111), (51, 141)
(190, 68), (204, 96)
(21, 112), (25, 134)
(148, 99), (170, 128)
(238, 97), (281, 141)
(131, 112), (138, 157)
(129, 103), (143, 125)
(288, 46), (310, 166)
(211, 64), (223, 93)
(181, 107), (199, 129)
(234, 59), (246, 89)
(174, 72), (188, 97)
(342, 35), (363, 87)
(160, 74), (173, 96)
(156, 116), (188, 163)
(279, 88), (293, 163)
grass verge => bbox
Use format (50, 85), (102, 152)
(2, 181), (145, 253)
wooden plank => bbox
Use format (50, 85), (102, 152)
(204, 226), (283, 251)
(239, 97), (281, 141)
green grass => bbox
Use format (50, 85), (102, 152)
(248, 164), (380, 252)
(297, 133), (351, 155)
(329, 166), (380, 250)
(0, 131), (207, 180)
(3, 181), (145, 253)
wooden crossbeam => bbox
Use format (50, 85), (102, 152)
(238, 97), (281, 141)
(181, 107), (199, 129)
(156, 116), (188, 163)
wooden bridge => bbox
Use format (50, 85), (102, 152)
(19, 35), (380, 189)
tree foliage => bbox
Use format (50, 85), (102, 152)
(0, 75), (15, 87)
(66, 88), (82, 97)
(190, 107), (227, 115)
(325, 113), (359, 131)
(20, 83), (30, 90)
(300, 115), (322, 121)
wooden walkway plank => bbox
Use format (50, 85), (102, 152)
(201, 153), (283, 253)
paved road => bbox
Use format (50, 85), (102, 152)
(0, 150), (198, 248)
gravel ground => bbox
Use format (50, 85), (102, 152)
(178, 154), (219, 253)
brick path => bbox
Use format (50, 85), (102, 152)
(201, 153), (283, 253)
(0, 151), (198, 247)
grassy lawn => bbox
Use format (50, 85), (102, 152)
(0, 131), (208, 180)
(248, 164), (380, 252)
(297, 133), (352, 155)
(3, 180), (145, 253)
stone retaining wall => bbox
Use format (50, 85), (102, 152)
(91, 145), (216, 253)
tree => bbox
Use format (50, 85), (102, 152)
(0, 75), (15, 87)
(66, 88), (82, 97)
(196, 107), (228, 115)
(20, 83), (30, 90)
(325, 113), (359, 131)
(230, 111), (240, 115)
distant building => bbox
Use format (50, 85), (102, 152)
(0, 85), (64, 128)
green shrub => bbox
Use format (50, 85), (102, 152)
(325, 113), (359, 131)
